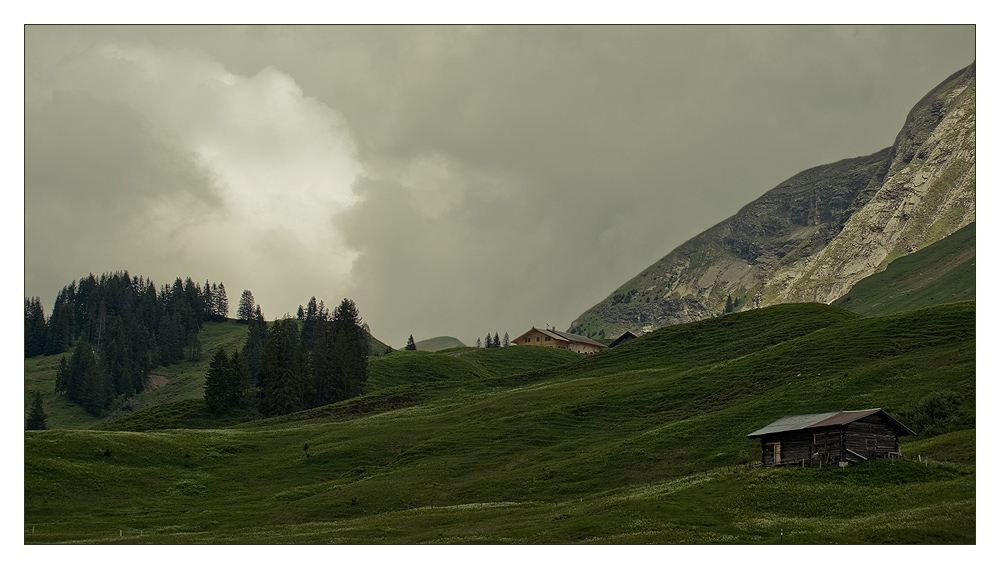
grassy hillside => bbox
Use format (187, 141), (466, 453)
(414, 336), (466, 352)
(833, 222), (975, 316)
(23, 319), (250, 430)
(24, 302), (975, 543)
(24, 319), (400, 430)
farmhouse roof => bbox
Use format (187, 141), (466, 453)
(746, 408), (915, 438)
(546, 329), (606, 348)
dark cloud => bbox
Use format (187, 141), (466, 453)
(24, 25), (975, 346)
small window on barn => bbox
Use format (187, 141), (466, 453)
(545, 335), (551, 341)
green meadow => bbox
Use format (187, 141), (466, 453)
(24, 302), (975, 544)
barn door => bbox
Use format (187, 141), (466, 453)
(769, 442), (781, 466)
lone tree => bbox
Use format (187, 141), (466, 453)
(237, 290), (256, 323)
(26, 391), (47, 430)
(405, 335), (417, 351)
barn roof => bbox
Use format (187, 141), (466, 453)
(746, 408), (915, 438)
(608, 331), (638, 348)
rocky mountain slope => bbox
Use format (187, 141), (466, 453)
(570, 63), (975, 339)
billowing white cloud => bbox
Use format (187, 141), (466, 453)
(26, 38), (362, 319)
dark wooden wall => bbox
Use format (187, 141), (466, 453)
(756, 414), (902, 467)
(844, 415), (900, 460)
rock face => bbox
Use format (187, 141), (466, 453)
(570, 63), (975, 340)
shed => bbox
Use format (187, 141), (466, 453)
(746, 408), (915, 467)
(608, 331), (639, 348)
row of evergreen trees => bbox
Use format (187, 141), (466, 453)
(477, 332), (509, 348)
(205, 297), (369, 418)
(26, 271), (230, 414)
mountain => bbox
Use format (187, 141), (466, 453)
(414, 336), (466, 352)
(570, 63), (975, 339)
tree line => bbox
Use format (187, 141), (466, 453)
(25, 271), (229, 415)
(476, 332), (509, 348)
(205, 296), (369, 418)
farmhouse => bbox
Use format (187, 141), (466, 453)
(511, 327), (606, 354)
(746, 408), (915, 467)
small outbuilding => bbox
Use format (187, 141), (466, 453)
(608, 331), (639, 348)
(746, 408), (915, 467)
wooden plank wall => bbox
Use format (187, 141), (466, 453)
(844, 415), (899, 459)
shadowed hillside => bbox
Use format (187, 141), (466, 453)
(26, 301), (974, 544)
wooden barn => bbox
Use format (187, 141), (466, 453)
(746, 409), (915, 467)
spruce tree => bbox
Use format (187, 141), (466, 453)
(257, 319), (307, 417)
(503, 332), (510, 347)
(332, 299), (367, 400)
(24, 297), (47, 357)
(215, 282), (229, 320)
(25, 391), (47, 430)
(237, 290), (255, 323)
(228, 350), (250, 410)
(493, 332), (500, 348)
(405, 335), (417, 351)
(204, 347), (231, 413)
(311, 321), (338, 407)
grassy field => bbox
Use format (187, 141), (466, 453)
(24, 301), (975, 544)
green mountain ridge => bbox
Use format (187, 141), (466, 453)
(414, 336), (466, 352)
(571, 63), (975, 340)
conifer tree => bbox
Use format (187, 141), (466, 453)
(204, 347), (231, 413)
(493, 332), (500, 348)
(331, 299), (367, 400)
(405, 335), (417, 351)
(215, 282), (229, 320)
(243, 305), (267, 382)
(54, 355), (70, 395)
(228, 350), (250, 410)
(204, 280), (216, 320)
(25, 391), (47, 430)
(503, 332), (510, 347)
(257, 318), (308, 417)
(24, 297), (47, 357)
(237, 290), (255, 323)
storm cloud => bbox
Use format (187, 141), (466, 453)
(24, 25), (975, 347)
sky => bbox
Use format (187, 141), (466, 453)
(23, 24), (976, 348)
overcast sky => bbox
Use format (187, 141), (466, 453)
(23, 25), (975, 347)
